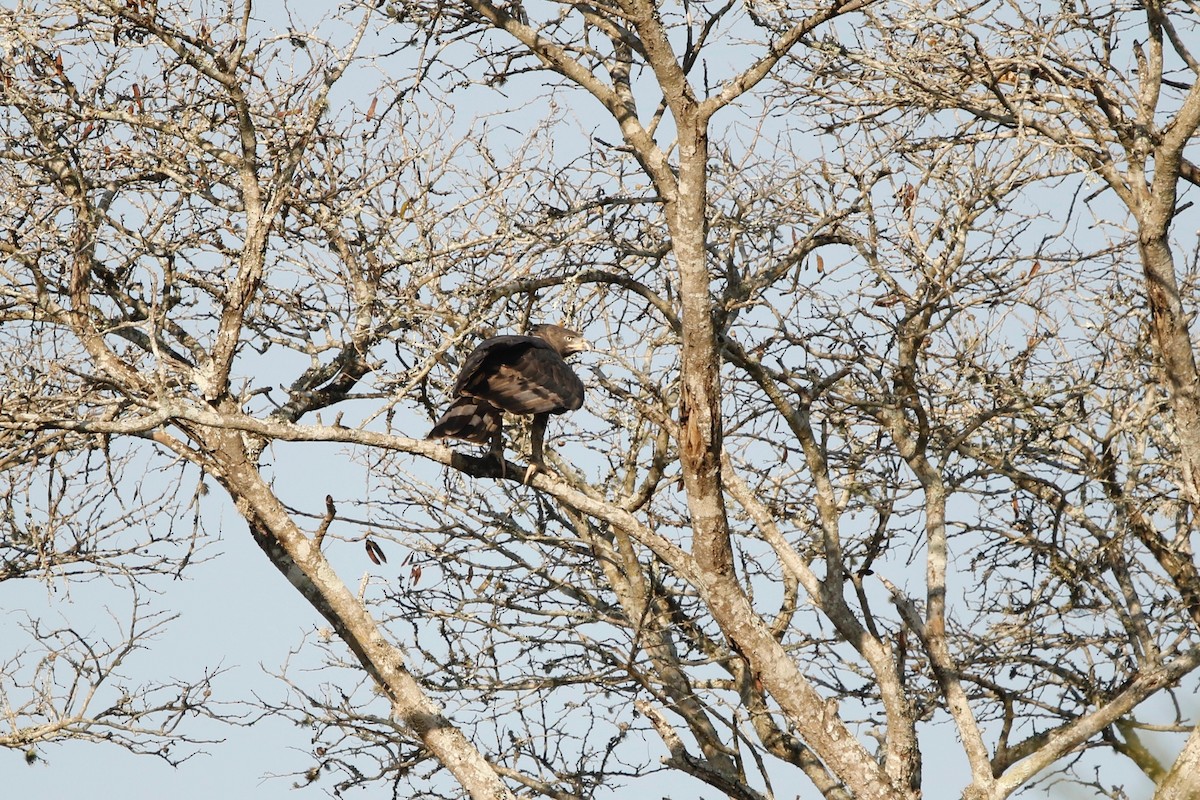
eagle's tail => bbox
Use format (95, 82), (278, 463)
(427, 398), (501, 444)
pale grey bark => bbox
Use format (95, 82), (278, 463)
(1156, 722), (1200, 800)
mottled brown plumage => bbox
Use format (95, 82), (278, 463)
(428, 324), (590, 479)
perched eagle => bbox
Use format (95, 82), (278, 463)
(428, 324), (590, 479)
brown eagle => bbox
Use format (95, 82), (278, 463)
(428, 324), (590, 479)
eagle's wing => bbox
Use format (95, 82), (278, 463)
(455, 336), (584, 415)
(449, 336), (536, 397)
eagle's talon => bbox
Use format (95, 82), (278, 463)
(523, 462), (542, 484)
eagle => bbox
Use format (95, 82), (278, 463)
(428, 324), (590, 480)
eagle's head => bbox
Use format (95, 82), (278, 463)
(530, 324), (591, 357)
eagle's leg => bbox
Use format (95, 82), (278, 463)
(489, 423), (506, 479)
(524, 413), (549, 483)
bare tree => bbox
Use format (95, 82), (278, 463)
(2, 1), (1199, 799)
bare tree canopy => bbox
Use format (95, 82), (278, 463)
(2, 1), (1200, 799)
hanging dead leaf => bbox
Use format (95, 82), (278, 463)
(364, 538), (387, 565)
